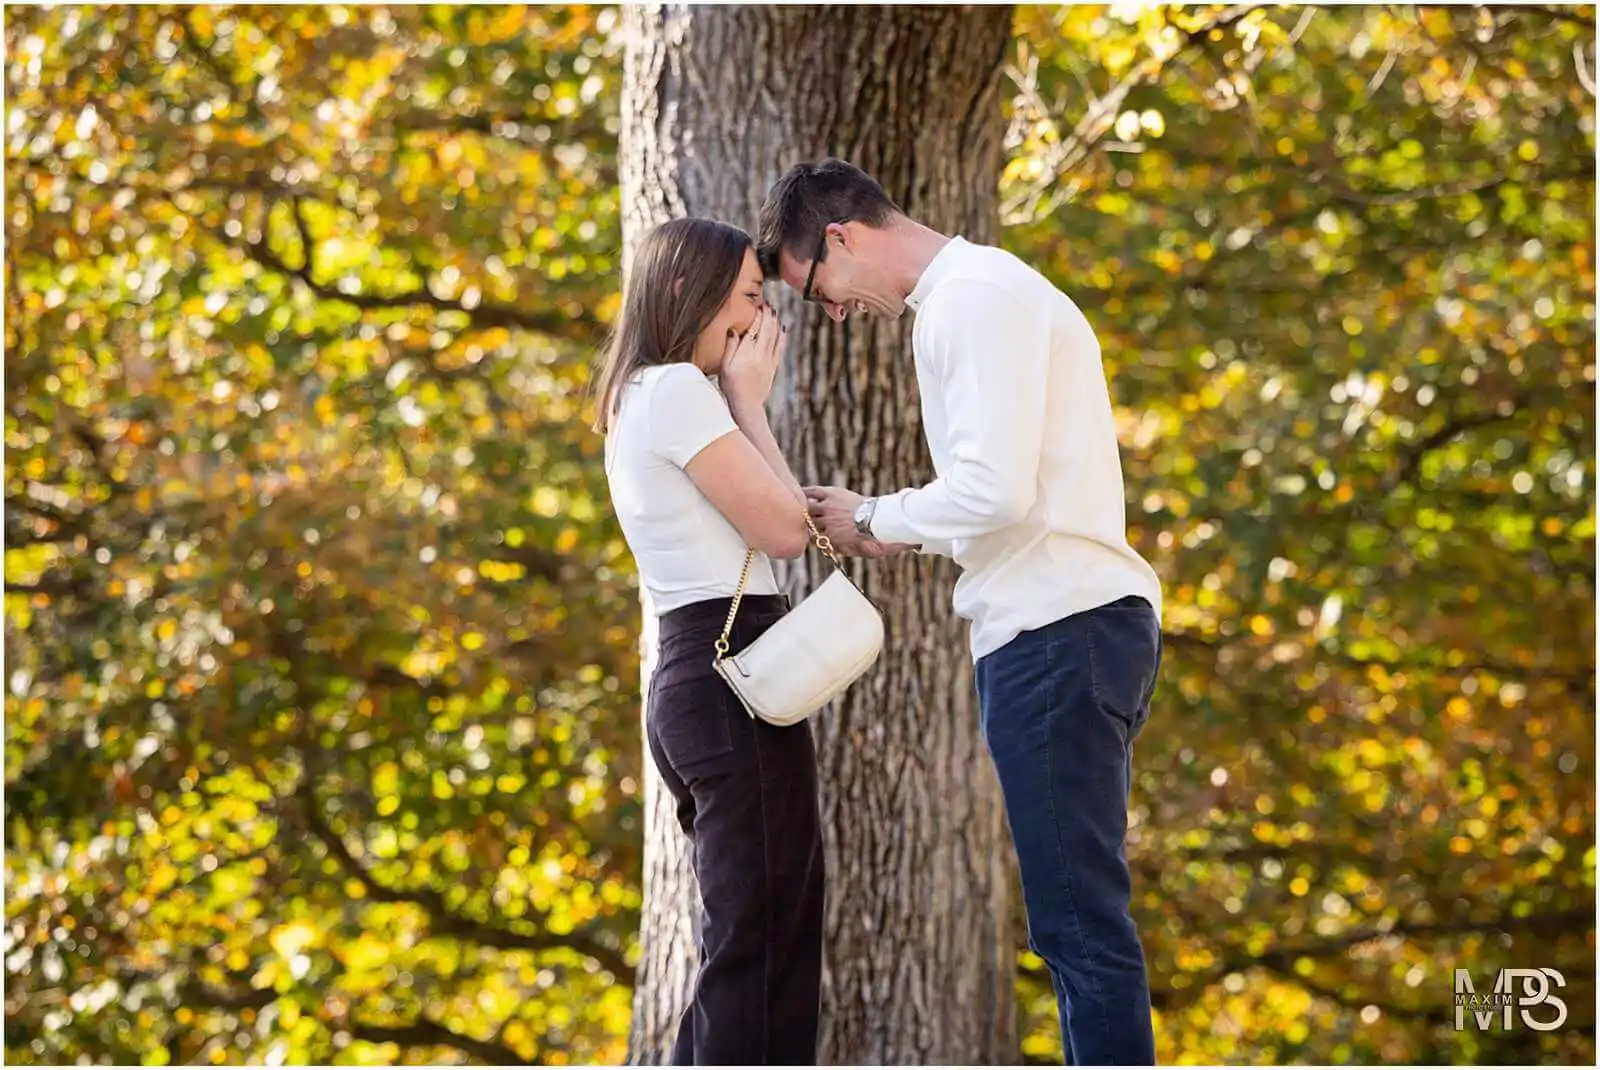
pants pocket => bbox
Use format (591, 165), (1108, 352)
(649, 673), (737, 775)
(1085, 603), (1160, 727)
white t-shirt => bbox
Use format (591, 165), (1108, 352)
(604, 363), (781, 615)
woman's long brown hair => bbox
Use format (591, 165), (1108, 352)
(590, 217), (753, 434)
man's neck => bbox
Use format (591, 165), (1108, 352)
(887, 219), (953, 304)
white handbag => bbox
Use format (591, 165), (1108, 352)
(712, 515), (885, 726)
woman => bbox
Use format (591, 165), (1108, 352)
(593, 217), (822, 1065)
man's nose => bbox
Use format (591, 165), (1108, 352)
(825, 303), (847, 324)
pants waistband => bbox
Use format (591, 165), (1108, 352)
(659, 594), (789, 633)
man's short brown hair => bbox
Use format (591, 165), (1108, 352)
(756, 159), (902, 278)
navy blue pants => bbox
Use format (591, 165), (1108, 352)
(647, 595), (825, 1065)
(975, 596), (1163, 1066)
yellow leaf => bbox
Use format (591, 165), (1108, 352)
(503, 1021), (532, 1052)
(344, 935), (389, 973)
(269, 920), (317, 959)
(252, 958), (285, 991)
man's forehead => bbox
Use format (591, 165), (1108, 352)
(776, 249), (810, 288)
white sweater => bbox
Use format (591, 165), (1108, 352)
(869, 237), (1163, 660)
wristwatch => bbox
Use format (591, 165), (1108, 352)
(853, 497), (878, 539)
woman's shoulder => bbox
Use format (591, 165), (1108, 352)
(632, 361), (725, 406)
(613, 362), (725, 432)
(641, 360), (713, 387)
(619, 360), (705, 397)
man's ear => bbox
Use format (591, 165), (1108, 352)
(827, 220), (852, 254)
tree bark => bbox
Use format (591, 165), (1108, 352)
(621, 5), (1017, 1063)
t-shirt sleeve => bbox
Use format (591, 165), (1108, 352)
(647, 364), (740, 468)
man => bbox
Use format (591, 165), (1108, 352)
(756, 159), (1165, 1066)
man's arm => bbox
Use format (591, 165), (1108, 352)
(803, 486), (942, 558)
(868, 280), (1050, 547)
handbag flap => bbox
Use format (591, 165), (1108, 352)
(725, 571), (884, 709)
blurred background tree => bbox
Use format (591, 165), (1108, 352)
(5, 4), (1594, 1065)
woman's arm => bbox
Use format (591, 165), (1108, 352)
(727, 393), (806, 510)
(684, 426), (809, 559)
(673, 309), (810, 558)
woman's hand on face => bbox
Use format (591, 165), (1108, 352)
(720, 306), (786, 408)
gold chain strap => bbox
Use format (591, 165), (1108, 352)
(714, 511), (846, 661)
(713, 549), (756, 660)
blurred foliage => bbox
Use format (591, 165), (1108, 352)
(1003, 4), (1596, 1064)
(4, 3), (1594, 1066)
(6, 5), (636, 1065)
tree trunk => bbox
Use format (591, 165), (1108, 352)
(621, 5), (1017, 1063)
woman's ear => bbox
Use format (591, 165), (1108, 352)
(673, 277), (684, 298)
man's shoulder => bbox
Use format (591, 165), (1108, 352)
(952, 238), (1036, 273)
(938, 239), (1055, 290)
(918, 244), (1059, 317)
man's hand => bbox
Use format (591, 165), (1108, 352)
(803, 485), (915, 558)
(820, 531), (916, 559)
(803, 485), (866, 545)
(853, 537), (915, 559)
